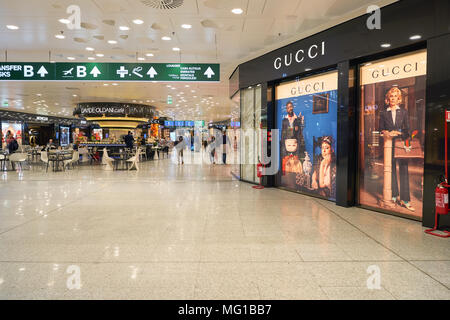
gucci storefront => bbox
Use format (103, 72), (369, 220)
(231, 0), (450, 227)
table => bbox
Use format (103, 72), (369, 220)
(111, 152), (132, 170)
(0, 151), (10, 171)
(28, 148), (41, 163)
(48, 150), (73, 172)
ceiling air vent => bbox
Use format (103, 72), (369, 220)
(140, 0), (184, 10)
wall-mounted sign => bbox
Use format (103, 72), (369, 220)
(36, 116), (49, 121)
(175, 121), (185, 127)
(73, 103), (156, 118)
(0, 63), (220, 82)
(274, 41), (325, 70)
(195, 120), (205, 127)
(164, 121), (174, 127)
(184, 121), (194, 127)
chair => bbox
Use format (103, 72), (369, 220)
(9, 152), (28, 170)
(101, 148), (115, 171)
(40, 151), (50, 172)
(138, 147), (147, 161)
(78, 147), (90, 163)
(64, 151), (79, 170)
(163, 146), (170, 158)
(0, 153), (7, 170)
(127, 155), (139, 171)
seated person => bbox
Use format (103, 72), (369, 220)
(45, 139), (57, 151)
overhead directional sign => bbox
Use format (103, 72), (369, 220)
(0, 62), (220, 82)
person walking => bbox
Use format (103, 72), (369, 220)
(222, 131), (230, 165)
(209, 136), (216, 164)
(174, 136), (185, 165)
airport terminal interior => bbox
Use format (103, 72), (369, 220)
(0, 0), (449, 300)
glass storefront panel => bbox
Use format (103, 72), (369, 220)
(358, 50), (427, 219)
(275, 71), (338, 201)
(240, 85), (262, 183)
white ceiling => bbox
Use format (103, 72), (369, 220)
(0, 0), (396, 121)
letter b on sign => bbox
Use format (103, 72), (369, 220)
(77, 66), (87, 78)
(366, 265), (381, 290)
(24, 65), (34, 77)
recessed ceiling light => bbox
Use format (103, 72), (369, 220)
(55, 34), (65, 39)
(112, 83), (118, 86)
(67, 57), (75, 60)
(146, 53), (154, 57)
(96, 53), (104, 57)
(108, 40), (117, 44)
(103, 83), (109, 86)
(162, 36), (171, 41)
(88, 57), (95, 60)
(232, 8), (244, 14)
(138, 57), (145, 61)
(181, 24), (192, 29)
(59, 18), (70, 24)
(6, 25), (19, 30)
(85, 47), (95, 52)
(119, 26), (130, 31)
(409, 35), (422, 40)
(133, 19), (144, 25)
(381, 43), (391, 48)
(72, 94), (77, 97)
(172, 47), (180, 51)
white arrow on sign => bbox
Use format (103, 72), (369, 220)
(204, 67), (215, 79)
(147, 67), (158, 78)
(90, 66), (101, 78)
(37, 66), (48, 78)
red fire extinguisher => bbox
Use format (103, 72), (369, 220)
(425, 179), (450, 238)
(252, 162), (265, 190)
(425, 111), (450, 238)
(435, 184), (448, 215)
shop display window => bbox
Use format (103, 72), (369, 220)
(358, 50), (427, 219)
(275, 71), (338, 201)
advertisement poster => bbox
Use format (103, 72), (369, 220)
(276, 71), (338, 201)
(60, 126), (70, 146)
(358, 50), (427, 218)
(92, 128), (103, 141)
(2, 122), (23, 146)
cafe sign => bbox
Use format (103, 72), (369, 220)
(74, 103), (157, 118)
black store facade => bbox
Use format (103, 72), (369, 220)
(231, 0), (450, 227)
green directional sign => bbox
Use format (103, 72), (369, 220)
(0, 63), (54, 80)
(0, 62), (220, 82)
(56, 63), (107, 81)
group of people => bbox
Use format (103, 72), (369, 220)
(1, 130), (19, 154)
(173, 131), (230, 166)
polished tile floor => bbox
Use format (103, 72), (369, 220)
(0, 152), (449, 300)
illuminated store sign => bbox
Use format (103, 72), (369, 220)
(274, 41), (325, 70)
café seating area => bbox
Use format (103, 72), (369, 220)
(0, 143), (171, 173)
